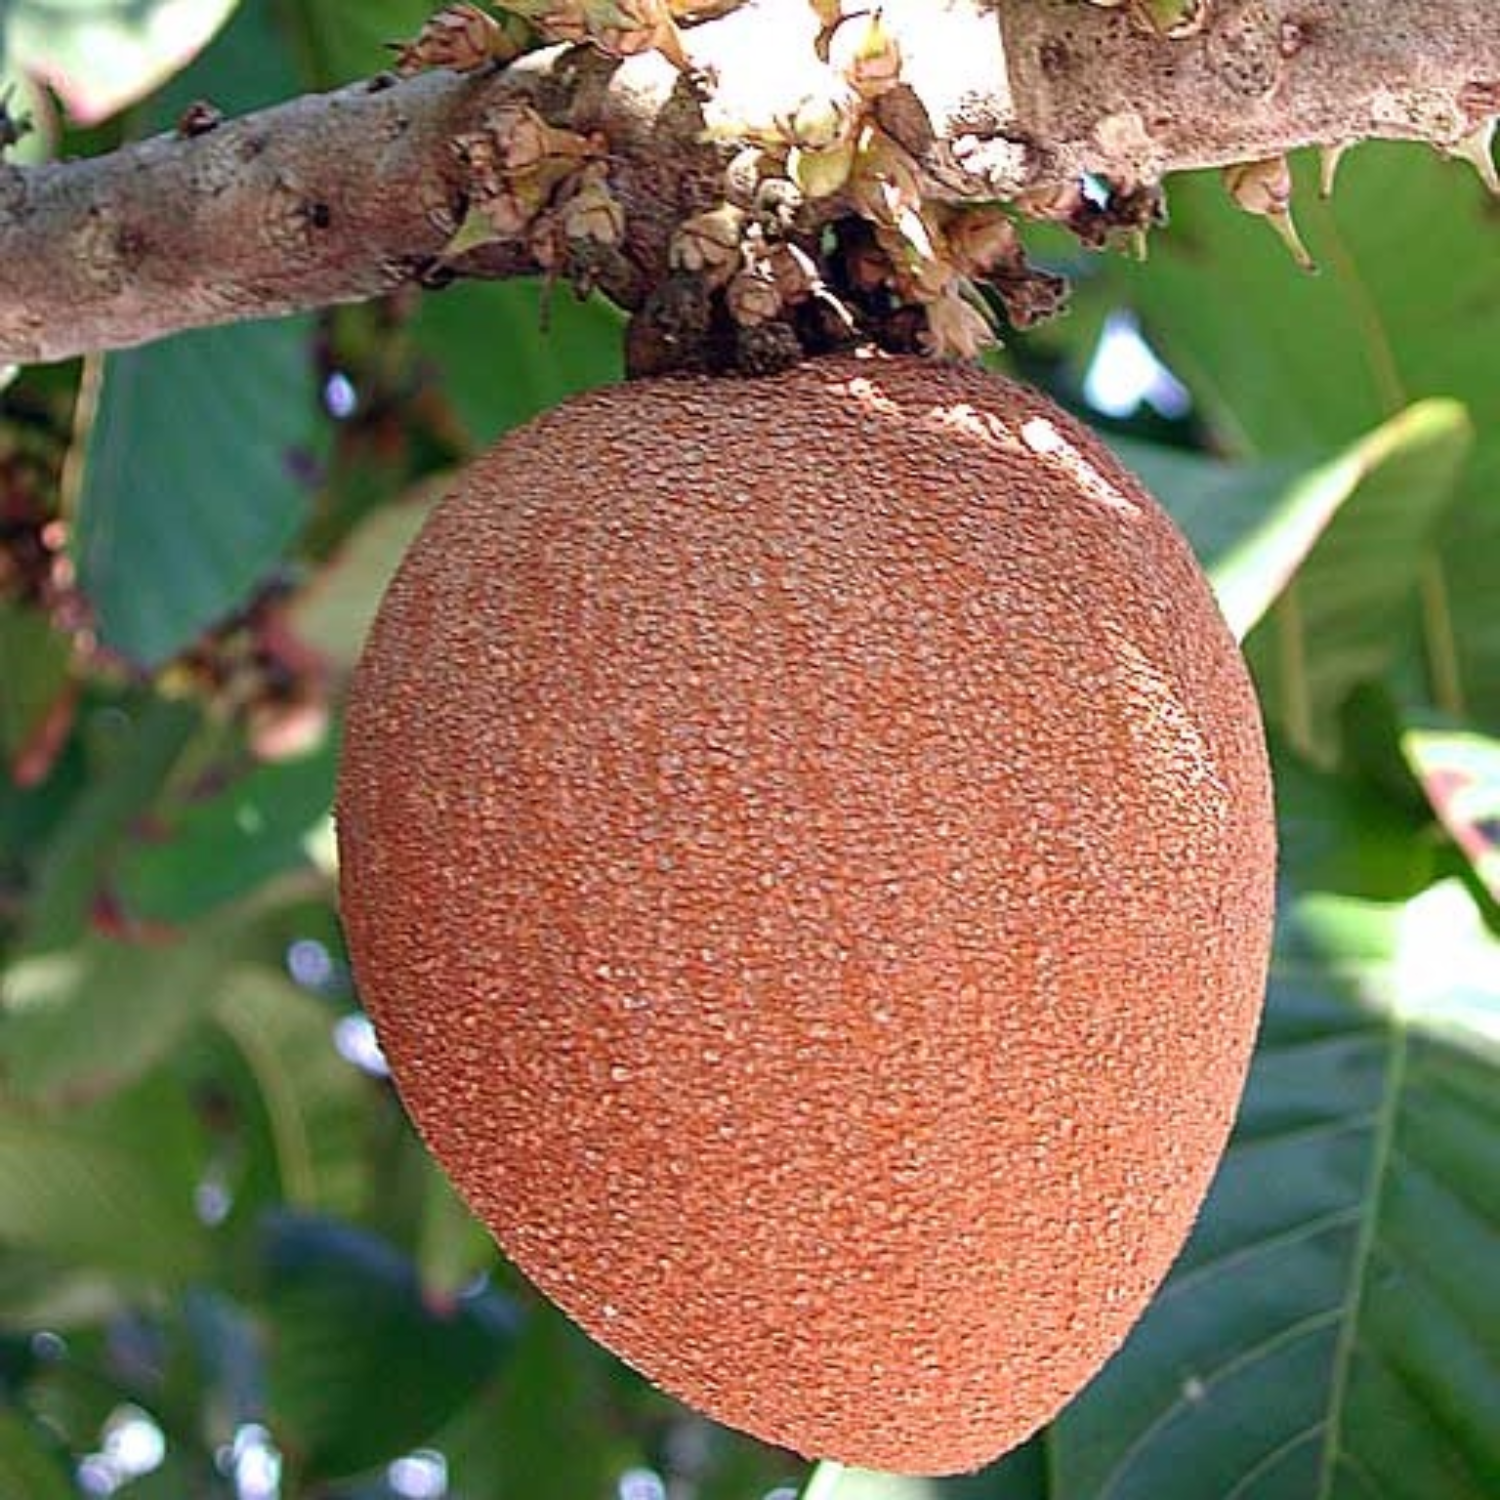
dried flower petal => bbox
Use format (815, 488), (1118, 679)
(828, 9), (903, 99)
(725, 266), (783, 325)
(1223, 156), (1316, 272)
(923, 283), (997, 359)
(393, 3), (512, 75)
(671, 205), (747, 284)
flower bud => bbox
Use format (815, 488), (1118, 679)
(942, 206), (1021, 277)
(923, 283), (997, 360)
(725, 266), (784, 326)
(671, 205), (747, 285)
(1129, 0), (1209, 39)
(828, 10), (903, 99)
(562, 164), (626, 248)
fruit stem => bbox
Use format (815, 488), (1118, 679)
(800, 1460), (847, 1500)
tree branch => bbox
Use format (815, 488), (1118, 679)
(1, 0), (1495, 365)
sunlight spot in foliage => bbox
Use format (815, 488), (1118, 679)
(31, 1330), (66, 1361)
(1084, 310), (1192, 420)
(618, 1468), (668, 1500)
(324, 372), (358, 420)
(78, 1457), (116, 1496)
(78, 1406), (167, 1494)
(389, 1449), (449, 1498)
(196, 1174), (233, 1226)
(287, 938), (336, 991)
(334, 1012), (390, 1078)
(220, 1424), (281, 1500)
(1081, 173), (1112, 208)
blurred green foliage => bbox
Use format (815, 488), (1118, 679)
(2, 2), (1498, 1497)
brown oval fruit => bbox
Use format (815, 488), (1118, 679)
(337, 355), (1276, 1475)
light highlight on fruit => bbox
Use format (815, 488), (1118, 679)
(337, 355), (1276, 1475)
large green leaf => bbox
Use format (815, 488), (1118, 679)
(1112, 146), (1500, 727)
(292, 0), (432, 85)
(804, 1466), (938, 1500)
(19, 695), (199, 952)
(1115, 148), (1494, 453)
(114, 1455), (218, 1499)
(0, 602), (72, 776)
(408, 280), (626, 449)
(1112, 400), (1468, 648)
(0, 0), (240, 123)
(435, 1307), (638, 1500)
(257, 1212), (518, 1482)
(56, 0), (318, 664)
(286, 477), (443, 672)
(416, 1162), (498, 1302)
(1400, 722), (1500, 907)
(969, 880), (1500, 1500)
(1270, 739), (1433, 905)
(0, 1078), (207, 1281)
(71, 320), (320, 668)
(2, 918), (241, 1105)
(1240, 406), (1471, 761)
(0, 1250), (128, 1328)
(115, 735), (337, 924)
(149, 0), (297, 116)
(0, 1408), (74, 1500)
(211, 967), (373, 1218)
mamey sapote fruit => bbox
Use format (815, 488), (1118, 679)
(337, 354), (1275, 1475)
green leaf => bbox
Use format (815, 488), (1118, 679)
(416, 1162), (497, 1302)
(20, 696), (200, 952)
(1241, 403), (1471, 761)
(212, 966), (373, 1218)
(940, 1441), (1048, 1500)
(257, 1212), (518, 1481)
(71, 320), (320, 668)
(2, 918), (242, 1105)
(49, 0), (315, 680)
(409, 280), (625, 449)
(116, 736), (337, 924)
(1116, 401), (1470, 648)
(1112, 146), (1500, 725)
(0, 0), (241, 124)
(286, 479), (443, 672)
(114, 1455), (218, 1499)
(804, 1465), (939, 1500)
(0, 1408), (74, 1500)
(0, 1250), (129, 1327)
(977, 880), (1500, 1499)
(436, 1306), (637, 1500)
(0, 1080), (207, 1281)
(1114, 149), (1492, 454)
(143, 0), (299, 119)
(293, 0), (434, 86)
(1400, 722), (1500, 907)
(1109, 438), (1298, 637)
(0, 602), (72, 774)
(1271, 738), (1433, 904)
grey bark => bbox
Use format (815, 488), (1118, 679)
(0, 0), (1494, 365)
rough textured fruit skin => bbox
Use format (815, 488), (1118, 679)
(337, 355), (1276, 1475)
